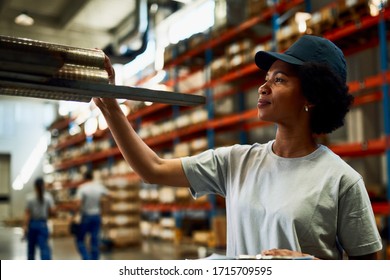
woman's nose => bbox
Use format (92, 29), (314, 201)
(258, 83), (270, 95)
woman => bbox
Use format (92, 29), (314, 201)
(24, 177), (56, 260)
(94, 35), (382, 259)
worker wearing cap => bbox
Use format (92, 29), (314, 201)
(94, 35), (382, 260)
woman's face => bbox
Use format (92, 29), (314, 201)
(257, 60), (307, 127)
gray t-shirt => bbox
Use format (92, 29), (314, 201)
(76, 180), (108, 215)
(26, 192), (55, 220)
(181, 140), (382, 259)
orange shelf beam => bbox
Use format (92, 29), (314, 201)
(141, 202), (212, 212)
(347, 72), (390, 93)
(49, 133), (85, 151)
(48, 117), (72, 131)
(127, 103), (169, 122)
(54, 146), (121, 170)
(50, 172), (140, 189)
(144, 109), (262, 146)
(353, 91), (382, 106)
(372, 202), (390, 215)
(329, 138), (386, 158)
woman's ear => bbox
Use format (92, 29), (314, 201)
(304, 104), (315, 111)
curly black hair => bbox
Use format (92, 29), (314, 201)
(297, 62), (354, 134)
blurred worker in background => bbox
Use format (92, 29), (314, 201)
(73, 170), (109, 260)
(24, 177), (56, 260)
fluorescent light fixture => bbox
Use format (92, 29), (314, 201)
(173, 0), (191, 4)
(123, 39), (156, 80)
(43, 163), (54, 174)
(98, 114), (108, 130)
(295, 12), (312, 33)
(120, 0), (214, 81)
(119, 104), (130, 116)
(143, 70), (167, 87)
(369, 0), (388, 16)
(69, 122), (81, 136)
(168, 0), (214, 44)
(113, 64), (124, 85)
(84, 117), (98, 136)
(12, 134), (48, 190)
(58, 101), (87, 117)
(14, 12), (34, 26)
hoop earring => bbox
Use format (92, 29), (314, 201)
(304, 105), (309, 112)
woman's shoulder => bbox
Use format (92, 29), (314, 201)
(44, 192), (54, 202)
(228, 141), (269, 152)
(317, 145), (362, 179)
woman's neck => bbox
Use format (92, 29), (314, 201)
(273, 128), (318, 158)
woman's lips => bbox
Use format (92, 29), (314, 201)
(258, 99), (271, 108)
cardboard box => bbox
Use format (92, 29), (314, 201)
(106, 227), (141, 246)
(50, 218), (71, 237)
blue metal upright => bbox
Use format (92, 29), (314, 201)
(205, 49), (215, 150)
(172, 46), (181, 146)
(304, 0), (312, 13)
(238, 91), (248, 144)
(378, 6), (390, 242)
(271, 0), (280, 52)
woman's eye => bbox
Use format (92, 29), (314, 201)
(274, 77), (284, 83)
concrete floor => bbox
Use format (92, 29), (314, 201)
(0, 225), (216, 260)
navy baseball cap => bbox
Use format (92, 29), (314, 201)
(255, 35), (347, 83)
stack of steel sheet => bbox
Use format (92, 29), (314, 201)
(0, 36), (205, 106)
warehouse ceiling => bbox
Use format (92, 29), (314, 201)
(0, 0), (184, 52)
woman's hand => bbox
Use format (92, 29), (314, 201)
(261, 249), (318, 259)
(104, 54), (116, 85)
(93, 53), (119, 112)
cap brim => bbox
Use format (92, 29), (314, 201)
(255, 51), (304, 71)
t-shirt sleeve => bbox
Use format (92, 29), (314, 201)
(181, 147), (231, 198)
(75, 187), (83, 200)
(100, 184), (109, 196)
(337, 178), (383, 256)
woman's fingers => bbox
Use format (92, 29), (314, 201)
(104, 54), (115, 85)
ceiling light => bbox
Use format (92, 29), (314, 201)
(84, 117), (98, 136)
(173, 0), (191, 4)
(15, 12), (34, 26)
(295, 12), (311, 33)
(369, 0), (388, 16)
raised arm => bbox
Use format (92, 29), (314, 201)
(93, 56), (190, 188)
